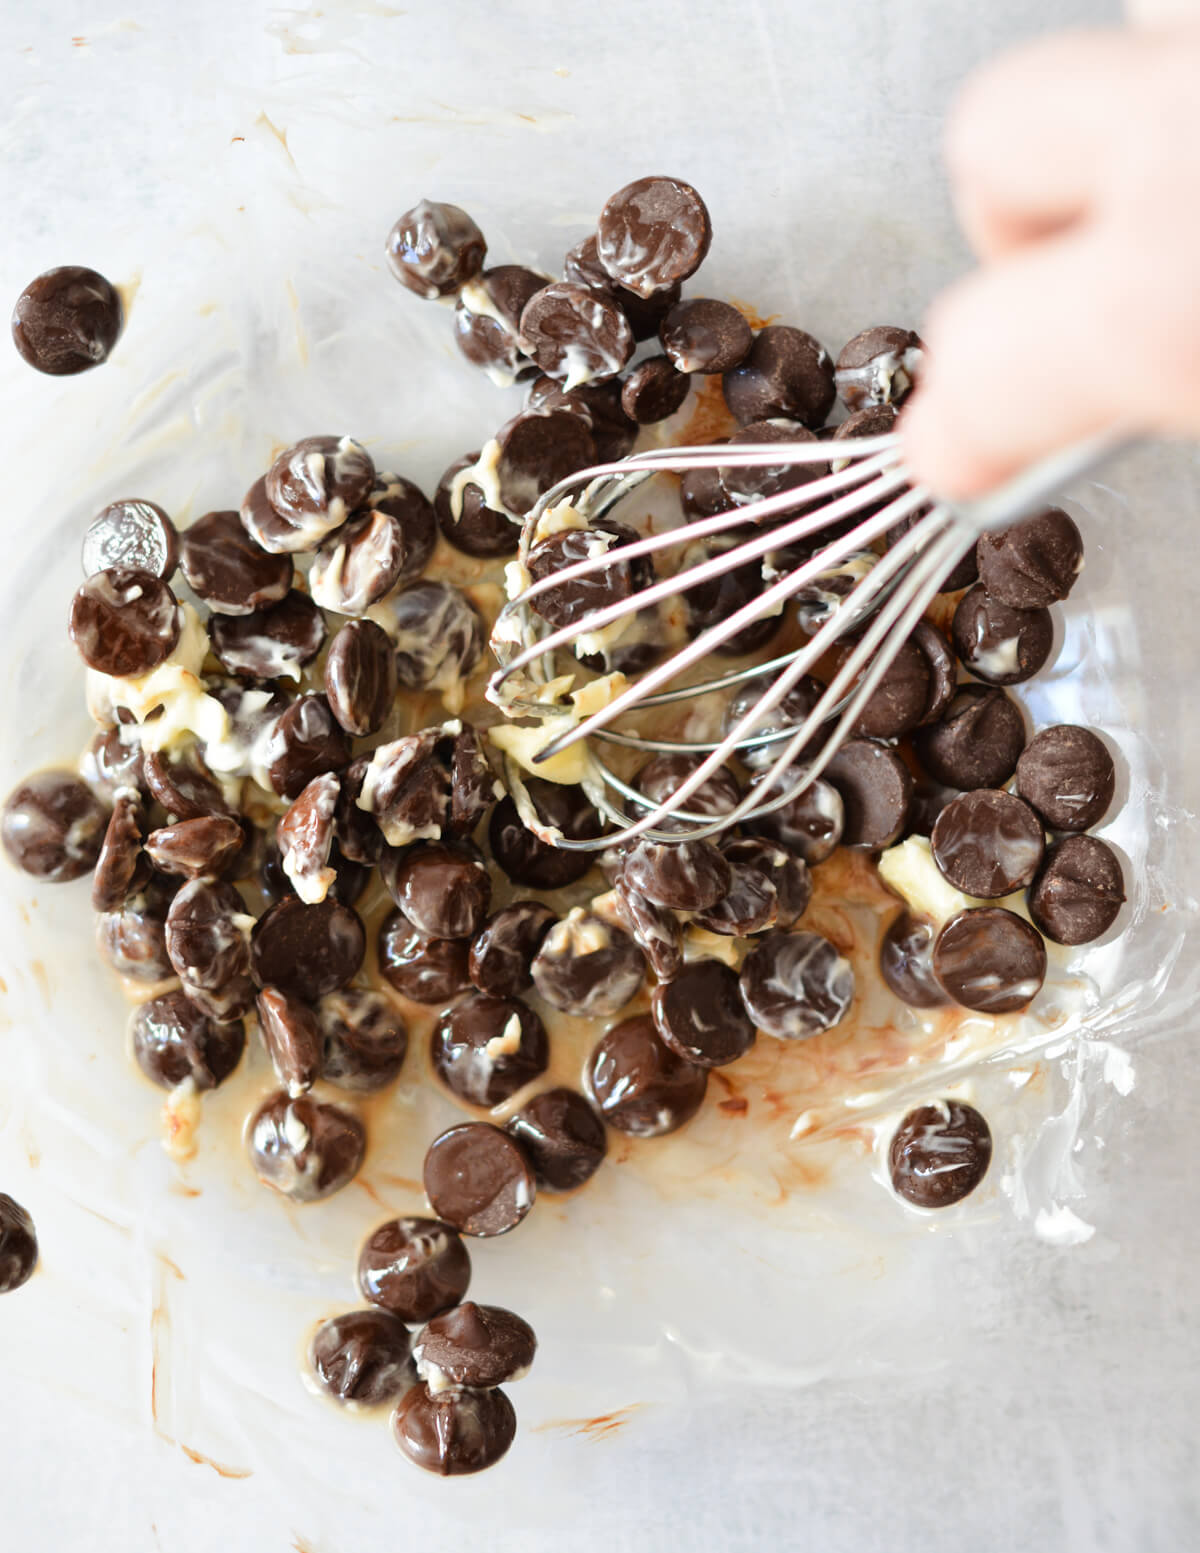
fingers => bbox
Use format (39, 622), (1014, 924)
(945, 28), (1138, 258)
(900, 230), (1134, 499)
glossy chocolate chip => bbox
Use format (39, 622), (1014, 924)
(723, 325), (835, 428)
(823, 739), (913, 851)
(2, 770), (108, 882)
(596, 175), (712, 297)
(632, 751), (742, 831)
(505, 1087), (607, 1191)
(1015, 725), (1116, 833)
(423, 1123), (536, 1236)
(890, 1101), (992, 1209)
(276, 772), (340, 904)
(830, 638), (931, 740)
(488, 781), (603, 889)
(82, 499), (178, 582)
(701, 835), (812, 935)
(586, 1013), (708, 1137)
(264, 694), (350, 802)
(905, 780), (961, 839)
(374, 581), (484, 696)
(531, 909), (645, 1017)
(310, 485), (435, 616)
(248, 1091), (365, 1203)
(209, 589), (325, 682)
(952, 584), (1053, 686)
(562, 235), (681, 342)
(931, 789), (1045, 898)
(612, 874), (685, 979)
(91, 792), (148, 911)
(180, 509), (292, 616)
(317, 987), (409, 1092)
(130, 988), (246, 1089)
(414, 1302), (535, 1390)
(431, 991), (549, 1107)
(388, 842), (490, 941)
(309, 1308), (416, 1407)
(743, 768), (845, 864)
(256, 985), (322, 1093)
(879, 909), (951, 1009)
(323, 620), (397, 738)
(652, 959), (756, 1068)
(525, 371), (638, 461)
(82, 724), (146, 800)
(976, 507), (1083, 611)
(164, 876), (254, 1021)
(621, 355), (691, 424)
(834, 325), (922, 412)
(911, 620), (957, 725)
(378, 907), (473, 1004)
(97, 886), (174, 981)
(386, 199), (486, 298)
(1028, 834), (1125, 946)
(435, 453), (520, 558)
(679, 442), (729, 522)
(359, 1216), (472, 1322)
(526, 516), (651, 630)
(145, 815), (244, 879)
(265, 436), (375, 550)
(660, 297), (752, 374)
(493, 407), (596, 516)
(739, 929), (854, 1039)
(0, 1195), (37, 1293)
(520, 281), (634, 387)
(69, 567), (180, 678)
(143, 749), (230, 822)
(250, 895), (363, 1002)
(717, 419), (824, 508)
(468, 902), (557, 998)
(933, 907), (1047, 1013)
(620, 836), (731, 911)
(454, 265), (545, 381)
(12, 265), (122, 374)
(392, 1384), (516, 1476)
(915, 685), (1026, 792)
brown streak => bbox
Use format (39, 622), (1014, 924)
(180, 1444), (253, 1479)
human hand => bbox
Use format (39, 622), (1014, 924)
(901, 14), (1200, 498)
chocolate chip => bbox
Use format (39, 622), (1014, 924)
(976, 507), (1083, 611)
(2, 770), (108, 881)
(724, 674), (828, 770)
(1015, 724), (1116, 833)
(932, 907), (1047, 1013)
(82, 499), (178, 582)
(431, 992), (548, 1107)
(652, 959), (756, 1068)
(264, 436), (376, 551)
(0, 1195), (37, 1293)
(505, 1088), (607, 1191)
(209, 589), (326, 682)
(82, 724), (146, 800)
(596, 176), (712, 297)
(527, 517), (652, 630)
(911, 620), (957, 725)
(414, 1302), (535, 1390)
(248, 1091), (366, 1203)
(69, 567), (181, 678)
(717, 419), (824, 508)
(621, 355), (690, 424)
(586, 1013), (708, 1137)
(890, 1101), (992, 1208)
(739, 929), (854, 1039)
(145, 750), (232, 824)
(679, 441), (729, 521)
(833, 638), (931, 740)
(823, 738), (913, 851)
(453, 265), (546, 381)
(145, 815), (245, 879)
(468, 902), (556, 999)
(276, 772), (340, 904)
(488, 780), (603, 889)
(563, 232), (681, 338)
(914, 684), (1026, 791)
(835, 325), (922, 412)
(887, 508), (978, 593)
(310, 484), (435, 616)
(714, 835), (812, 930)
(264, 694), (350, 801)
(620, 836), (731, 911)
(905, 779), (961, 839)
(97, 885), (174, 981)
(525, 372), (637, 462)
(387, 842), (490, 940)
(91, 792), (148, 911)
(531, 909), (644, 1017)
(373, 581), (483, 695)
(323, 620), (397, 738)
(435, 453), (520, 558)
(334, 756), (383, 865)
(256, 985), (322, 1093)
(386, 199), (486, 298)
(378, 907), (472, 1004)
(723, 325), (835, 428)
(519, 281), (634, 387)
(448, 726), (494, 839)
(493, 407), (597, 515)
(317, 987), (409, 1092)
(931, 789), (1045, 898)
(11, 265), (122, 374)
(178, 509), (291, 616)
(238, 474), (299, 555)
(309, 1308), (416, 1407)
(952, 584), (1053, 686)
(423, 1123), (535, 1236)
(1028, 834), (1125, 945)
(683, 547), (782, 656)
(660, 297), (752, 374)
(359, 1216), (472, 1322)
(250, 895), (364, 1002)
(392, 1384), (516, 1476)
(743, 768), (845, 864)
(612, 874), (684, 979)
(130, 987), (246, 1089)
(164, 876), (254, 1021)
(879, 911), (950, 1008)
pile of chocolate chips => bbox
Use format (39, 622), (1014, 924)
(0, 176), (1129, 1460)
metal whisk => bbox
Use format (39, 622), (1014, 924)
(487, 429), (1120, 850)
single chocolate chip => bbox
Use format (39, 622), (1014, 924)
(179, 509), (293, 616)
(386, 199), (486, 298)
(82, 499), (178, 582)
(250, 895), (364, 1002)
(835, 325), (922, 412)
(264, 694), (350, 802)
(82, 724), (146, 800)
(520, 281), (634, 387)
(887, 508), (978, 593)
(823, 738), (913, 851)
(739, 929), (854, 1039)
(621, 355), (691, 424)
(717, 419), (824, 508)
(505, 1087), (607, 1191)
(454, 265), (546, 381)
(914, 685), (1026, 791)
(586, 1013), (708, 1137)
(722, 674), (828, 770)
(392, 1384), (516, 1476)
(130, 988), (246, 1089)
(531, 909), (645, 1017)
(905, 779), (961, 839)
(1015, 724), (1116, 832)
(388, 842), (490, 940)
(633, 751), (742, 830)
(704, 835), (812, 934)
(309, 1308), (416, 1407)
(911, 620), (957, 725)
(145, 815), (245, 879)
(310, 485), (434, 616)
(317, 987), (409, 1092)
(879, 911), (950, 1008)
(256, 985), (322, 1093)
(334, 756), (383, 865)
(431, 992), (549, 1107)
(1028, 834), (1125, 945)
(488, 781), (603, 889)
(264, 436), (376, 551)
(239, 474), (302, 555)
(12, 265), (122, 374)
(660, 297), (752, 374)
(324, 620), (397, 738)
(143, 748), (231, 822)
(620, 836), (731, 911)
(493, 407), (596, 515)
(435, 453), (520, 558)
(468, 901), (556, 999)
(2, 770), (108, 881)
(358, 1216), (472, 1322)
(679, 441), (729, 521)
(931, 789), (1045, 898)
(890, 1101), (992, 1208)
(596, 175), (712, 297)
(743, 768), (845, 864)
(832, 638), (931, 740)
(0, 1195), (37, 1293)
(831, 403), (897, 446)
(378, 907), (472, 1004)
(448, 725), (495, 839)
(723, 325), (835, 428)
(933, 907), (1047, 1013)
(976, 507), (1083, 611)
(276, 771), (340, 904)
(652, 959), (756, 1068)
(248, 1091), (365, 1203)
(525, 371), (638, 461)
(91, 792), (148, 911)
(526, 516), (651, 630)
(164, 876), (253, 1022)
(562, 234), (681, 341)
(69, 566), (180, 678)
(209, 589), (325, 682)
(373, 580), (484, 696)
(414, 1302), (536, 1390)
(97, 886), (174, 981)
(612, 874), (685, 979)
(952, 584), (1053, 686)
(683, 547), (782, 656)
(423, 1123), (535, 1236)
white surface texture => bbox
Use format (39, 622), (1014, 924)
(2, 2), (1200, 1551)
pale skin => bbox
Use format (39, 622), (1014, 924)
(901, 3), (1200, 498)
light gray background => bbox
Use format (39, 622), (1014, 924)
(1, 2), (1198, 1550)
